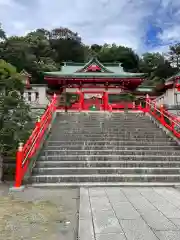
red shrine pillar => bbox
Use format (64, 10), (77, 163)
(103, 91), (109, 111)
(79, 90), (84, 111)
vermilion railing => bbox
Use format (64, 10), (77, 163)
(14, 94), (57, 188)
(109, 102), (144, 111)
(145, 98), (180, 138)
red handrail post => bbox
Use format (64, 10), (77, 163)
(145, 94), (149, 112)
(35, 117), (41, 150)
(133, 101), (135, 109)
(14, 142), (24, 188)
(109, 105), (112, 112)
(171, 118), (175, 133)
(53, 93), (57, 111)
(153, 102), (156, 114)
(160, 104), (165, 125)
(36, 116), (41, 128)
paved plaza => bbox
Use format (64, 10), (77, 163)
(79, 187), (180, 240)
(1, 185), (180, 239)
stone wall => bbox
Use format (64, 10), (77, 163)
(155, 87), (179, 106)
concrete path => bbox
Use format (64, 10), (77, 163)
(79, 187), (180, 240)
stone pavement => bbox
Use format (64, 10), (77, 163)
(79, 187), (180, 240)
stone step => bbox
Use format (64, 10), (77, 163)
(54, 121), (159, 125)
(53, 120), (156, 122)
(56, 120), (150, 122)
(54, 117), (152, 119)
(55, 116), (149, 120)
(50, 132), (166, 137)
(31, 182), (180, 187)
(52, 123), (159, 128)
(53, 126), (160, 130)
(56, 114), (146, 117)
(42, 149), (180, 156)
(31, 174), (180, 183)
(45, 145), (180, 151)
(32, 167), (180, 175)
(52, 128), (160, 132)
(52, 130), (164, 135)
(55, 125), (158, 128)
(53, 120), (154, 122)
(48, 136), (169, 141)
(54, 117), (153, 119)
(53, 119), (156, 122)
(46, 140), (177, 146)
(53, 131), (162, 135)
(39, 155), (180, 161)
(35, 160), (180, 168)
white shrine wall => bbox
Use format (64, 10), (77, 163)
(155, 87), (180, 106)
(23, 84), (49, 108)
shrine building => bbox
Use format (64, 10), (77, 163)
(43, 57), (160, 111)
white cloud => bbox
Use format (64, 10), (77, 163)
(149, 45), (170, 54)
(0, 0), (180, 53)
(154, 0), (180, 45)
(159, 26), (180, 43)
(0, 0), (14, 6)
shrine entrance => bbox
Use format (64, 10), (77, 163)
(58, 90), (109, 111)
(83, 92), (104, 110)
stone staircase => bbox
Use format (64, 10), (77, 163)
(31, 112), (180, 186)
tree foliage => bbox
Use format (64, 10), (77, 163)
(0, 59), (32, 157)
(167, 43), (180, 69)
(0, 23), (6, 40)
(139, 52), (177, 86)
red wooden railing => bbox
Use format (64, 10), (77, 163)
(145, 98), (180, 138)
(14, 94), (57, 188)
(109, 102), (143, 111)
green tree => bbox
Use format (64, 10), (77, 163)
(139, 52), (176, 86)
(90, 44), (102, 57)
(0, 23), (6, 40)
(49, 27), (86, 63)
(97, 44), (140, 72)
(0, 31), (59, 83)
(0, 36), (35, 72)
(139, 53), (165, 74)
(0, 60), (32, 158)
(168, 43), (180, 69)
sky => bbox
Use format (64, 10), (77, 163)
(0, 0), (180, 53)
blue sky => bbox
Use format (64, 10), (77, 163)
(0, 0), (180, 53)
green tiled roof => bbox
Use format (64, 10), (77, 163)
(44, 71), (144, 78)
(60, 65), (80, 74)
(44, 57), (145, 78)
